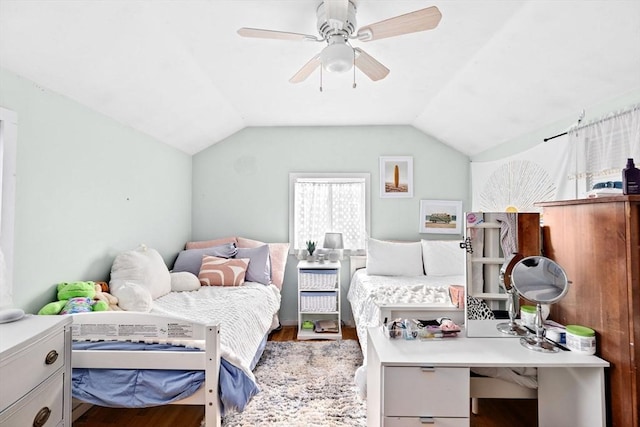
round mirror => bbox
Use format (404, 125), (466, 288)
(511, 256), (568, 304)
(496, 254), (528, 336)
(511, 256), (569, 352)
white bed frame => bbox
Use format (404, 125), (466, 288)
(349, 256), (536, 413)
(70, 311), (221, 427)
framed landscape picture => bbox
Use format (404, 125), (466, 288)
(419, 199), (463, 234)
(380, 156), (413, 198)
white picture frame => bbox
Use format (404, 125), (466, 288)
(379, 156), (413, 198)
(419, 199), (463, 234)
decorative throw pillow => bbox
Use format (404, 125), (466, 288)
(172, 243), (238, 275)
(170, 271), (201, 292)
(365, 238), (424, 276)
(109, 245), (171, 301)
(198, 256), (249, 287)
(237, 237), (289, 290)
(236, 245), (271, 285)
(421, 240), (465, 276)
(186, 237), (238, 250)
(113, 281), (153, 312)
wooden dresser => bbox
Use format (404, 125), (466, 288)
(0, 314), (72, 426)
(538, 196), (640, 427)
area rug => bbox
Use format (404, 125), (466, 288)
(222, 340), (366, 427)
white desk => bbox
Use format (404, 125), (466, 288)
(367, 322), (609, 427)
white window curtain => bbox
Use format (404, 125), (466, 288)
(292, 177), (367, 252)
(569, 104), (640, 189)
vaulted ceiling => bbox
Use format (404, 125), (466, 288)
(1, 1), (639, 155)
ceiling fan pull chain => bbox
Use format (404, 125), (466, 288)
(320, 66), (323, 92)
(352, 49), (357, 89)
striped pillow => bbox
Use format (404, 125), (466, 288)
(198, 255), (249, 287)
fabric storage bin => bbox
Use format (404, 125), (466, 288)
(299, 269), (338, 290)
(300, 291), (337, 312)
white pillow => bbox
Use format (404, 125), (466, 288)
(366, 238), (424, 276)
(109, 245), (171, 300)
(421, 240), (465, 276)
(170, 271), (201, 292)
(113, 281), (152, 312)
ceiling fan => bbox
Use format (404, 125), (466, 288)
(237, 1), (442, 84)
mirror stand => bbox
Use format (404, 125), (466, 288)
(519, 303), (558, 353)
(496, 287), (528, 336)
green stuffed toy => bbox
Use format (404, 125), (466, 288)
(38, 281), (109, 315)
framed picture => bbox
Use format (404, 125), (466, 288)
(419, 199), (463, 234)
(380, 156), (413, 198)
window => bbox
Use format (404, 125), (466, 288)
(289, 173), (370, 254)
(0, 107), (17, 308)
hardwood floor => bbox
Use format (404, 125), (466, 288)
(73, 325), (537, 426)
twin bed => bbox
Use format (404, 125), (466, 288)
(69, 237), (288, 427)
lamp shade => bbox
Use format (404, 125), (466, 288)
(320, 38), (353, 73)
(323, 233), (344, 249)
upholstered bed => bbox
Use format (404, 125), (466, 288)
(70, 237), (288, 427)
(347, 238), (537, 408)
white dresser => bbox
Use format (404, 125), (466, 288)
(367, 323), (610, 427)
(0, 314), (72, 426)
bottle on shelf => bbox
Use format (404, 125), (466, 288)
(622, 158), (640, 195)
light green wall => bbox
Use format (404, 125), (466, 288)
(192, 126), (470, 324)
(0, 68), (192, 314)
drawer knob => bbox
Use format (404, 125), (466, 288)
(33, 406), (51, 427)
(44, 350), (58, 365)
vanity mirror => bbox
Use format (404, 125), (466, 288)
(495, 253), (527, 336)
(510, 255), (569, 352)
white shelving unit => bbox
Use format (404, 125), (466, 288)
(297, 260), (341, 340)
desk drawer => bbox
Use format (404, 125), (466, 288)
(0, 327), (65, 411)
(0, 370), (64, 426)
(383, 366), (469, 417)
(384, 417), (469, 427)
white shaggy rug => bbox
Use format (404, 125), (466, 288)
(222, 340), (366, 427)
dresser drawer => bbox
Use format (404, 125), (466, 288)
(0, 370), (64, 426)
(383, 366), (469, 417)
(384, 416), (469, 427)
(0, 327), (65, 411)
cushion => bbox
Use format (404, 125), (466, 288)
(421, 240), (465, 276)
(365, 238), (424, 276)
(198, 256), (249, 287)
(109, 245), (171, 301)
(236, 245), (271, 285)
(172, 243), (238, 275)
(170, 271), (201, 292)
(113, 281), (152, 312)
(237, 237), (289, 290)
(186, 237), (238, 250)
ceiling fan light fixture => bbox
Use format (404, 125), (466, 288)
(320, 39), (353, 73)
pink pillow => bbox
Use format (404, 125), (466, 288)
(237, 237), (290, 290)
(186, 237), (238, 250)
(198, 256), (249, 287)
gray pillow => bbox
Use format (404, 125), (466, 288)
(235, 245), (271, 285)
(172, 243), (238, 276)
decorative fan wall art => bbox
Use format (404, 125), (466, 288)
(478, 160), (556, 212)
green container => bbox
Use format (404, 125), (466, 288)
(520, 305), (536, 314)
(566, 325), (595, 337)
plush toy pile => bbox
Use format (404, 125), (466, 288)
(38, 281), (120, 315)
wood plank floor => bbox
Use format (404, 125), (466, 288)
(74, 326), (537, 427)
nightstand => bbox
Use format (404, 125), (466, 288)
(297, 260), (341, 340)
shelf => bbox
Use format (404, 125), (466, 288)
(467, 221), (501, 229)
(297, 260), (342, 341)
(470, 257), (505, 264)
(297, 328), (341, 340)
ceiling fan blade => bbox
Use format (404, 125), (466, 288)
(238, 27), (319, 41)
(289, 54), (322, 83)
(354, 48), (390, 81)
(357, 6), (442, 41)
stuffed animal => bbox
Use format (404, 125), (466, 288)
(38, 281), (109, 315)
(93, 282), (121, 311)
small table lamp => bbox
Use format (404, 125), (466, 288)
(323, 232), (344, 262)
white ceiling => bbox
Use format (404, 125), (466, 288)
(1, 1), (639, 155)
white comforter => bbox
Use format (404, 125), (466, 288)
(150, 282), (281, 382)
